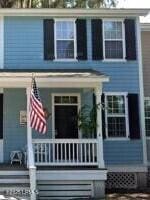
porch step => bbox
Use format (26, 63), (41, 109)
(37, 180), (93, 200)
(0, 170), (30, 194)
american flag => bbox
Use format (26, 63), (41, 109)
(30, 77), (47, 134)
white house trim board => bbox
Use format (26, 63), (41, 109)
(136, 17), (148, 166)
(51, 93), (81, 139)
(107, 165), (147, 173)
(0, 16), (4, 69)
(0, 8), (148, 17)
(36, 170), (107, 181)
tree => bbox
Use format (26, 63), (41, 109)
(0, 0), (117, 8)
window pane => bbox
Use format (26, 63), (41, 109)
(57, 40), (74, 59)
(70, 96), (78, 103)
(55, 96), (61, 103)
(107, 95), (125, 114)
(56, 21), (74, 39)
(145, 99), (150, 118)
(108, 117), (126, 137)
(62, 96), (70, 103)
(105, 41), (123, 59)
(145, 118), (150, 136)
(104, 21), (122, 40)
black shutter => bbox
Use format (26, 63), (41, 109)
(0, 94), (3, 139)
(128, 94), (140, 139)
(101, 93), (106, 139)
(124, 19), (136, 60)
(91, 19), (103, 60)
(93, 93), (96, 138)
(76, 19), (87, 60)
(44, 19), (54, 60)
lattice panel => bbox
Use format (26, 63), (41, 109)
(147, 167), (150, 187)
(106, 172), (137, 189)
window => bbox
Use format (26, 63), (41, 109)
(105, 93), (129, 138)
(144, 98), (150, 136)
(55, 20), (76, 60)
(103, 20), (125, 60)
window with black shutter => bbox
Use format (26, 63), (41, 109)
(124, 19), (136, 60)
(128, 94), (140, 139)
(105, 93), (129, 138)
(44, 19), (54, 60)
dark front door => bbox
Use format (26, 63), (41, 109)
(55, 105), (78, 139)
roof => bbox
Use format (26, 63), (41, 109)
(0, 69), (108, 80)
(0, 8), (148, 17)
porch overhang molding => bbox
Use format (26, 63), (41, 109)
(0, 69), (109, 88)
(0, 8), (148, 17)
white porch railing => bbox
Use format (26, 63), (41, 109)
(32, 139), (98, 166)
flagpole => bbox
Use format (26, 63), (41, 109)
(26, 85), (36, 200)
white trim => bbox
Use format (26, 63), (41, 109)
(54, 19), (77, 61)
(107, 165), (147, 173)
(52, 93), (81, 139)
(0, 140), (3, 163)
(37, 170), (107, 181)
(0, 16), (4, 69)
(102, 19), (126, 61)
(104, 92), (129, 140)
(136, 17), (148, 166)
(0, 8), (147, 17)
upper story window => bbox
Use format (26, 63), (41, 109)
(145, 97), (150, 137)
(55, 20), (76, 60)
(103, 20), (125, 60)
(105, 93), (129, 138)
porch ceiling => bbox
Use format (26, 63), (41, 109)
(0, 69), (109, 88)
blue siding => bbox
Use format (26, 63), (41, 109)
(3, 89), (27, 162)
(104, 141), (143, 165)
(3, 88), (143, 164)
(3, 16), (143, 165)
(4, 17), (139, 93)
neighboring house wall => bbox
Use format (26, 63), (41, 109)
(141, 29), (150, 162)
(142, 31), (150, 96)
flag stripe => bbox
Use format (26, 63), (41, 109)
(30, 78), (47, 134)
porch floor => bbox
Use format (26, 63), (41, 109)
(0, 164), (27, 170)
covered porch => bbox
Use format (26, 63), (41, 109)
(0, 69), (109, 199)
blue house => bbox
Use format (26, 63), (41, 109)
(0, 8), (148, 200)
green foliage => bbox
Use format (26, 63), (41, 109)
(78, 104), (99, 138)
(0, 0), (117, 8)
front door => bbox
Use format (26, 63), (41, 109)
(55, 105), (78, 139)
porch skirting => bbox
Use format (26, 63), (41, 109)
(36, 169), (107, 199)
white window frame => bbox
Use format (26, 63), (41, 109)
(102, 19), (126, 62)
(54, 18), (77, 61)
(104, 92), (129, 140)
(144, 97), (150, 139)
(52, 93), (81, 139)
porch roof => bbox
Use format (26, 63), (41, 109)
(0, 69), (109, 88)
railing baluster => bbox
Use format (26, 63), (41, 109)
(81, 143), (83, 163)
(92, 143), (95, 163)
(53, 143), (55, 163)
(48, 143), (50, 163)
(88, 143), (90, 163)
(56, 143), (59, 162)
(69, 143), (71, 162)
(65, 143), (67, 162)
(77, 143), (79, 163)
(84, 143), (86, 163)
(61, 143), (63, 162)
(73, 143), (75, 163)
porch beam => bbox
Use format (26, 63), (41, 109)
(95, 85), (105, 168)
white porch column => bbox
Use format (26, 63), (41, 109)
(26, 87), (37, 200)
(95, 85), (105, 168)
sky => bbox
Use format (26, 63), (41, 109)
(117, 0), (150, 22)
